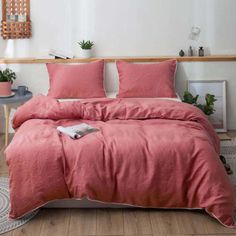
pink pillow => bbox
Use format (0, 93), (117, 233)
(47, 60), (106, 98)
(116, 59), (177, 98)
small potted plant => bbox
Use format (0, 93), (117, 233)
(0, 68), (16, 96)
(77, 40), (94, 58)
(182, 91), (217, 116)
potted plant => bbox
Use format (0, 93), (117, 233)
(182, 91), (217, 116)
(77, 40), (94, 58)
(0, 68), (16, 96)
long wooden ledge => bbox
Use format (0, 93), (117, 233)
(0, 55), (236, 64)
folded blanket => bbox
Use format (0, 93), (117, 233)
(5, 95), (235, 228)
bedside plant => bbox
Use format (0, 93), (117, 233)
(182, 91), (217, 116)
(77, 40), (94, 58)
(0, 68), (16, 96)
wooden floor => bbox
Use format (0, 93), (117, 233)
(1, 132), (236, 236)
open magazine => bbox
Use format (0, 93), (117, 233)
(57, 123), (99, 139)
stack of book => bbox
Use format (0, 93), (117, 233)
(49, 49), (73, 59)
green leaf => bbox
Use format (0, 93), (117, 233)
(0, 68), (16, 83)
(78, 40), (94, 49)
(182, 91), (199, 104)
(182, 91), (217, 116)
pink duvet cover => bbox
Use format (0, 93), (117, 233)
(5, 95), (235, 227)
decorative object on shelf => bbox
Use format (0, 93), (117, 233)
(199, 46), (204, 57)
(182, 91), (217, 116)
(49, 49), (73, 59)
(77, 40), (94, 58)
(187, 80), (227, 132)
(0, 68), (16, 96)
(1, 0), (31, 39)
(179, 50), (185, 57)
(188, 46), (194, 56)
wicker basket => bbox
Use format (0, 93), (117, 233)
(1, 0), (31, 39)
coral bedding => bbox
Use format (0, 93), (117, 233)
(5, 95), (235, 227)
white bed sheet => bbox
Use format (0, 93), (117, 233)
(58, 92), (182, 102)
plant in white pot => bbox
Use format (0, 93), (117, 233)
(78, 40), (94, 58)
(0, 68), (16, 96)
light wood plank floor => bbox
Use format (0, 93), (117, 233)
(1, 132), (236, 236)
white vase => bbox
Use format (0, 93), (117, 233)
(80, 49), (92, 59)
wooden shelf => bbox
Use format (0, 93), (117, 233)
(0, 55), (236, 64)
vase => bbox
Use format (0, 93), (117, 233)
(80, 49), (92, 59)
(188, 46), (194, 56)
(0, 82), (11, 96)
(179, 50), (185, 57)
(199, 47), (204, 57)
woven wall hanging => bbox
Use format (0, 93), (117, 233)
(1, 0), (31, 39)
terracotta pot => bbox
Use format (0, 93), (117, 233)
(0, 82), (11, 96)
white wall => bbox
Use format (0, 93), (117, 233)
(73, 0), (236, 56)
(0, 0), (72, 57)
(0, 0), (236, 130)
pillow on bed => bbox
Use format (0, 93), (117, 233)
(116, 59), (177, 98)
(47, 60), (106, 98)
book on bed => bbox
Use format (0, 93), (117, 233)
(57, 123), (99, 139)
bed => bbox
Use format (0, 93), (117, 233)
(4, 59), (236, 228)
(5, 95), (235, 227)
